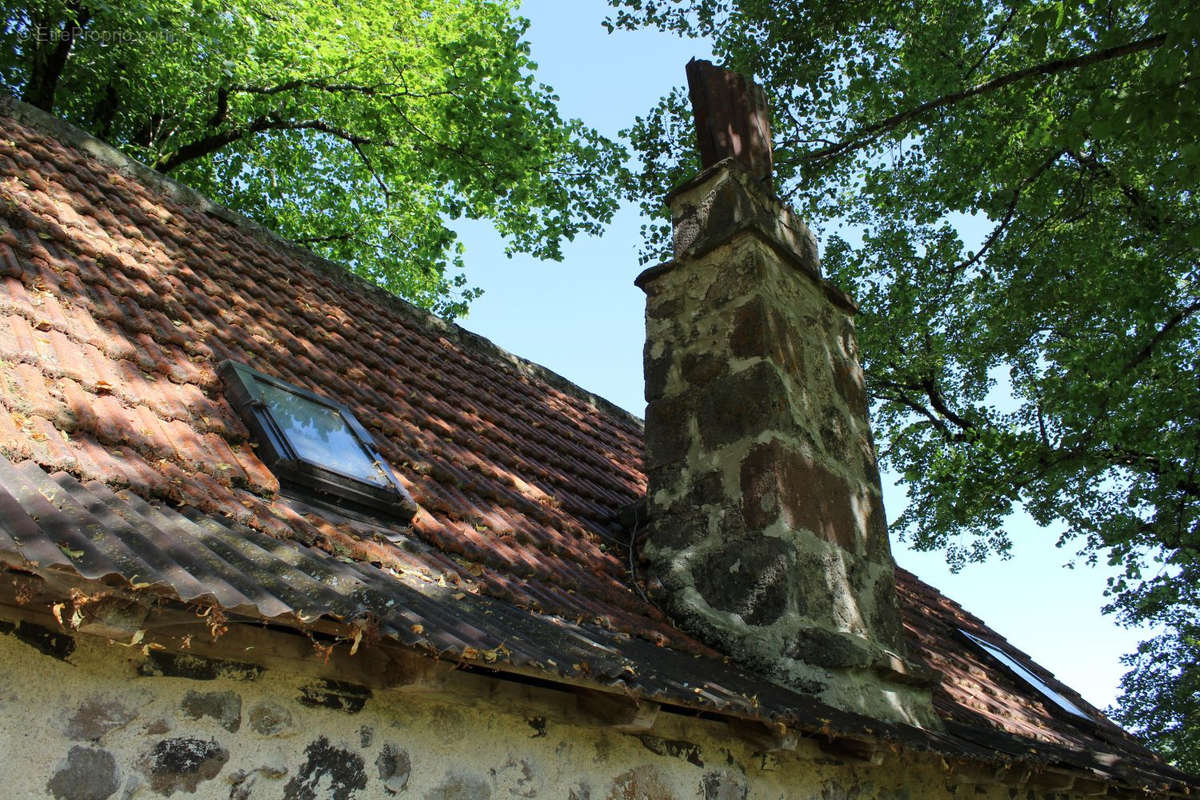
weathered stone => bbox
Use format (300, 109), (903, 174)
(643, 395), (691, 469)
(729, 297), (804, 379)
(820, 780), (864, 800)
(120, 774), (144, 800)
(701, 770), (748, 800)
(646, 508), (708, 552)
(65, 696), (137, 741)
(680, 351), (725, 387)
(700, 250), (769, 309)
(738, 440), (794, 531)
(138, 651), (262, 682)
(283, 737), (366, 800)
(645, 293), (683, 321)
(181, 689), (241, 732)
(820, 402), (859, 465)
(606, 765), (677, 800)
(427, 704), (467, 742)
(248, 700), (295, 737)
(359, 725), (374, 748)
(644, 345), (673, 402)
(698, 362), (792, 449)
(142, 719), (172, 735)
(636, 735), (703, 767)
(138, 737), (228, 795)
(864, 491), (891, 564)
(832, 357), (868, 418)
(739, 441), (857, 551)
(789, 551), (835, 620)
(692, 471), (725, 506)
(425, 772), (492, 800)
(48, 746), (119, 800)
(296, 678), (370, 713)
(870, 573), (905, 646)
(691, 537), (790, 626)
(490, 757), (538, 798)
(654, 470), (725, 526)
(376, 744), (411, 795)
(644, 465), (685, 504)
(785, 627), (874, 670)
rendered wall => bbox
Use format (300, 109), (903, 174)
(0, 620), (1096, 800)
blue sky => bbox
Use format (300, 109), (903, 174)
(453, 0), (1150, 711)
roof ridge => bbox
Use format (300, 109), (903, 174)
(0, 96), (644, 434)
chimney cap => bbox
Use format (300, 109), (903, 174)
(685, 59), (774, 189)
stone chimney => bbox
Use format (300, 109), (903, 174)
(635, 60), (937, 726)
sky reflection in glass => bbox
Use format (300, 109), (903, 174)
(254, 378), (390, 487)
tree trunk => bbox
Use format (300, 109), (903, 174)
(21, 3), (91, 112)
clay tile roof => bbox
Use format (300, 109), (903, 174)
(0, 98), (1193, 793)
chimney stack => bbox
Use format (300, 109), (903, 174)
(635, 61), (937, 726)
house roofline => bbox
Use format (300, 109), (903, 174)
(1, 563), (1194, 798)
(0, 95), (644, 432)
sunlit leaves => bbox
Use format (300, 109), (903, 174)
(1, 0), (626, 318)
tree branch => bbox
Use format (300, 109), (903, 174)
(292, 232), (357, 245)
(228, 77), (453, 101)
(873, 373), (977, 442)
(152, 116), (396, 173)
(948, 149), (1066, 279)
(1067, 148), (1177, 234)
(208, 87), (230, 128)
(1124, 297), (1200, 372)
(1101, 447), (1200, 504)
(964, 6), (1019, 80)
(801, 33), (1167, 168)
(352, 142), (391, 199)
(874, 380), (957, 440)
(919, 375), (977, 432)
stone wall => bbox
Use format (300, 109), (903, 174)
(0, 621), (1098, 800)
(636, 161), (933, 726)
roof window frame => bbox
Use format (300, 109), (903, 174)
(958, 628), (1092, 721)
(219, 360), (417, 523)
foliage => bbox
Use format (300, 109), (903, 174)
(1111, 608), (1200, 772)
(608, 0), (1200, 765)
(1, 0), (626, 317)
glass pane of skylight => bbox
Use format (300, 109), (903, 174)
(960, 629), (1090, 719)
(253, 378), (391, 487)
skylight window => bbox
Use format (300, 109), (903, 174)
(220, 361), (416, 521)
(959, 629), (1091, 720)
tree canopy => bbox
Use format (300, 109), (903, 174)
(608, 0), (1199, 769)
(1, 0), (626, 317)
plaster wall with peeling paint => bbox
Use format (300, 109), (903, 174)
(0, 624), (1103, 800)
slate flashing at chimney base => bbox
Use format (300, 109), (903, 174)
(638, 159), (940, 728)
